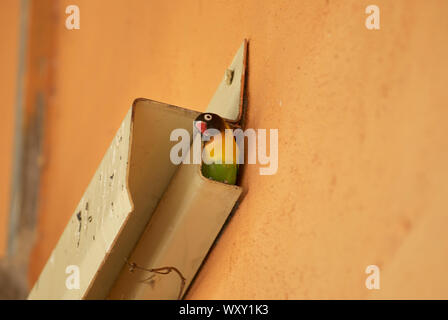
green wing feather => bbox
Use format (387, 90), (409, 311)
(202, 163), (238, 185)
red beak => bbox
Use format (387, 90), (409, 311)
(194, 121), (207, 133)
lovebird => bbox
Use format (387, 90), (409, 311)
(194, 112), (239, 185)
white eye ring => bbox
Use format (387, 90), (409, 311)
(204, 114), (212, 121)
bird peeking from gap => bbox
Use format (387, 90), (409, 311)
(193, 113), (239, 185)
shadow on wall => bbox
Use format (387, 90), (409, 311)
(0, 259), (28, 299)
(0, 220), (36, 299)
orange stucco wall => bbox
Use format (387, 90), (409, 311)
(25, 0), (448, 298)
(0, 0), (20, 257)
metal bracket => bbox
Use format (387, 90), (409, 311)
(28, 40), (247, 299)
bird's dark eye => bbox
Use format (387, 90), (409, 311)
(204, 114), (212, 121)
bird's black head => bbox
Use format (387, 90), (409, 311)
(194, 113), (226, 137)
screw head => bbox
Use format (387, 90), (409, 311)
(225, 69), (234, 85)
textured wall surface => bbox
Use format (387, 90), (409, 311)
(18, 0), (448, 298)
(0, 0), (20, 257)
